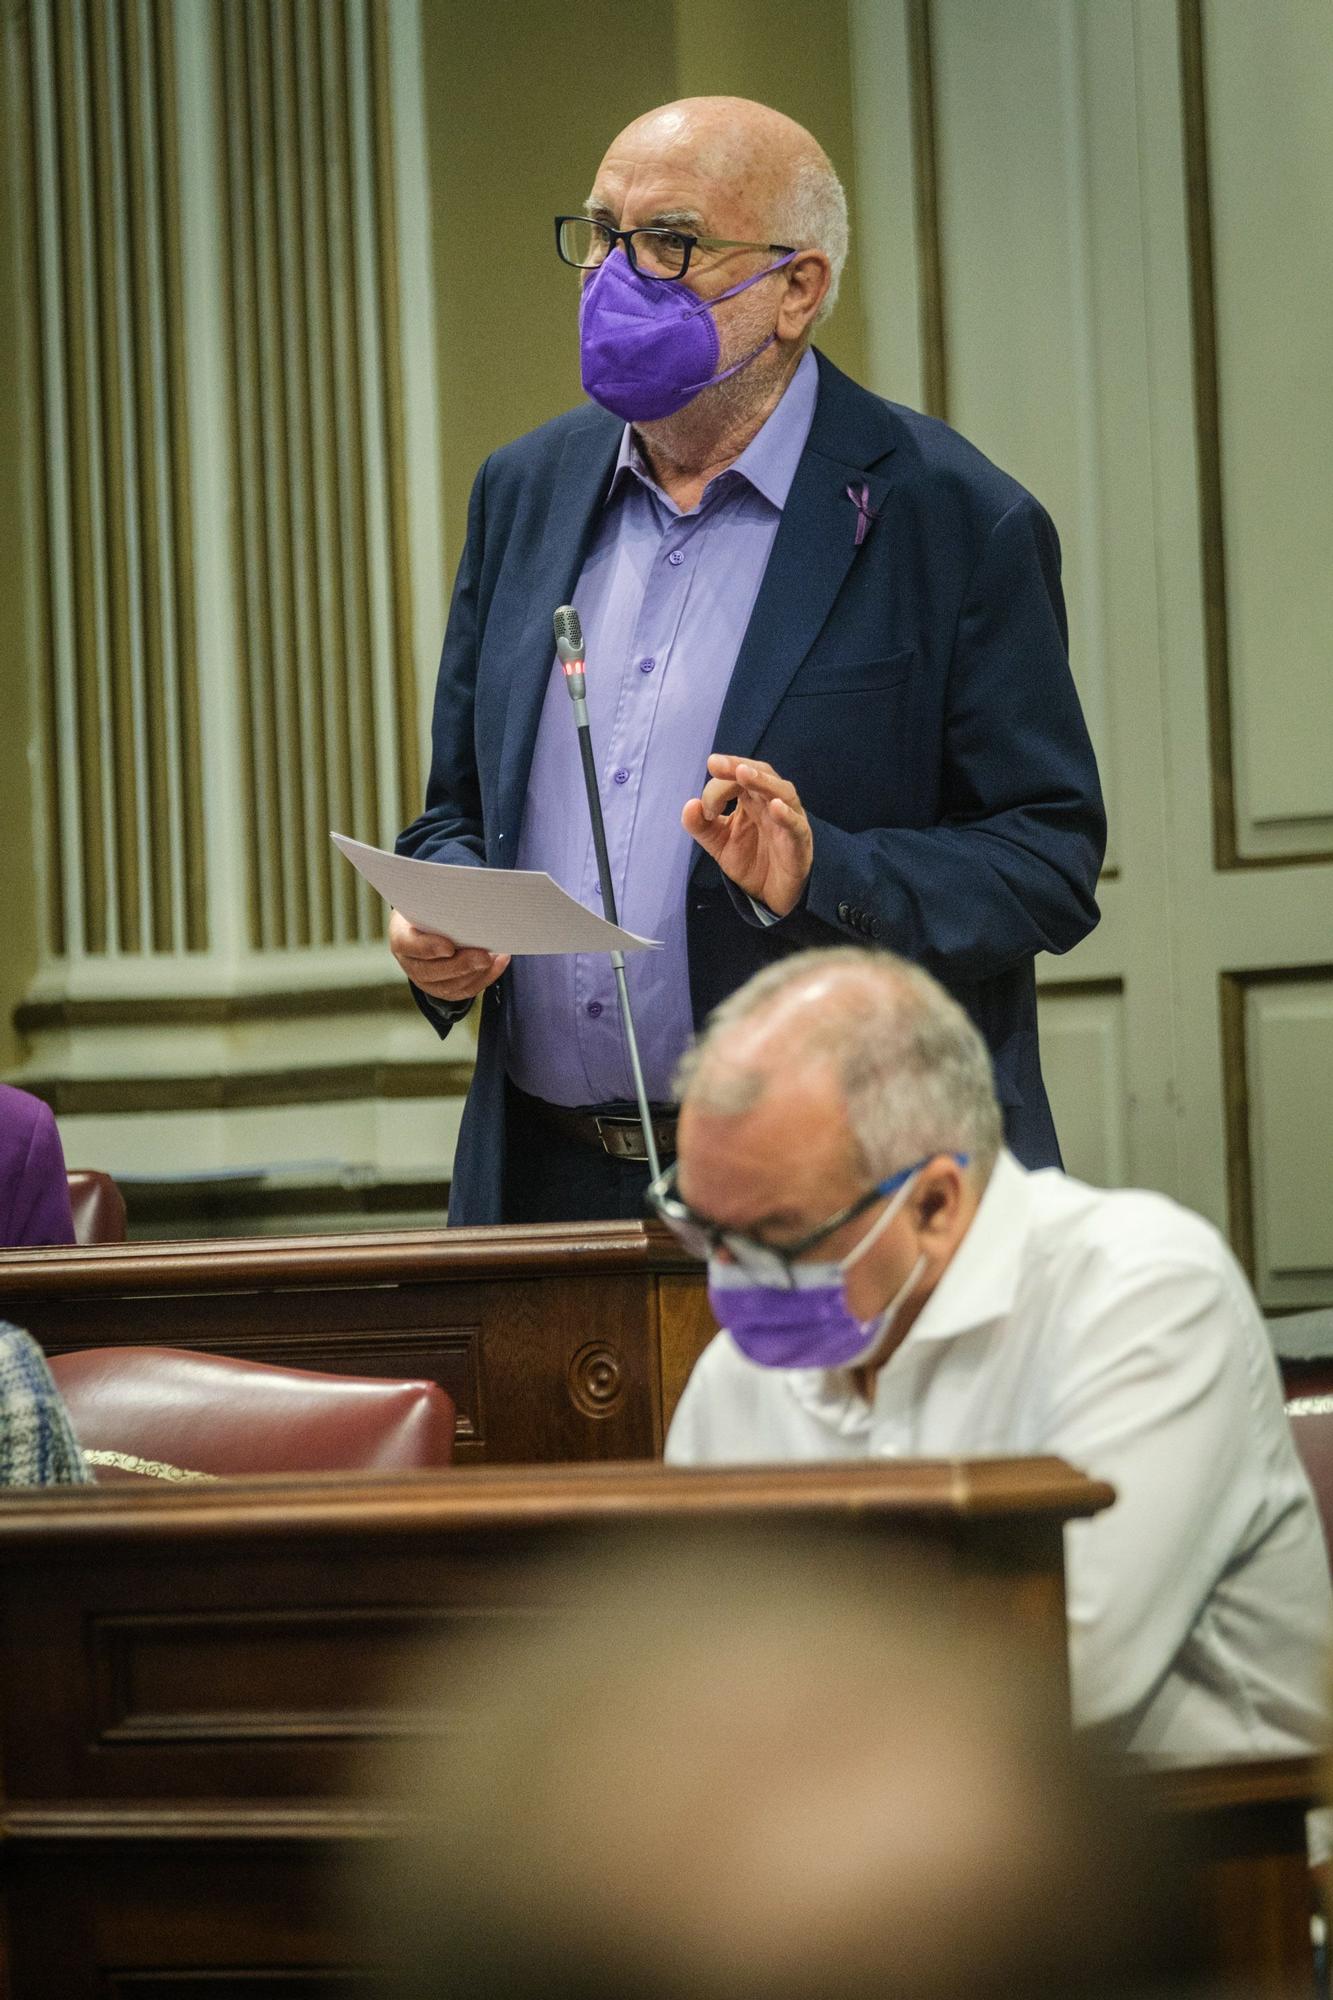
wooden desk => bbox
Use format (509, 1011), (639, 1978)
(0, 1455), (1109, 1997)
(1147, 1757), (1322, 2000)
(0, 1221), (716, 1463)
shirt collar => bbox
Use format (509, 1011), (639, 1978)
(606, 345), (819, 515)
(781, 1151), (1036, 1431)
(897, 1149), (1034, 1344)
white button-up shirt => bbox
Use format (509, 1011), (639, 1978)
(666, 1151), (1333, 1766)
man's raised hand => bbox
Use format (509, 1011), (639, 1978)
(682, 755), (814, 918)
(388, 909), (510, 1004)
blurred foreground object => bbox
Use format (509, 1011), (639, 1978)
(359, 1530), (1201, 2000)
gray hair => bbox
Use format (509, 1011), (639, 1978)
(675, 948), (1003, 1184)
(774, 156), (848, 323)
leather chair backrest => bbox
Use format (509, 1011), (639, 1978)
(49, 1346), (455, 1482)
(1285, 1386), (1333, 1559)
(1274, 1321), (1333, 1561)
(66, 1170), (128, 1246)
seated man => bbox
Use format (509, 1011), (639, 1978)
(660, 947), (1333, 1765)
(0, 1084), (75, 1248)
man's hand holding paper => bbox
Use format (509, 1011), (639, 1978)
(387, 913), (510, 1004)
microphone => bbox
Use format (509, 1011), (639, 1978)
(553, 603), (586, 701)
(552, 605), (661, 1182)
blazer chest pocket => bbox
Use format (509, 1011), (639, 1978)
(786, 647), (914, 698)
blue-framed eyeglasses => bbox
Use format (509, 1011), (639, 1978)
(647, 1153), (968, 1285)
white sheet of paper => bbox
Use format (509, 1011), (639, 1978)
(331, 834), (661, 955)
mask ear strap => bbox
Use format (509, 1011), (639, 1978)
(679, 330), (778, 398)
(676, 252), (799, 398)
(694, 248), (797, 311)
(840, 1169), (921, 1273)
(712, 249), (792, 306)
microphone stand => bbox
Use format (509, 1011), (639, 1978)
(558, 641), (662, 1183)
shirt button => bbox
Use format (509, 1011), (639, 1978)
(667, 550), (685, 566)
(614, 768), (630, 785)
(586, 1001), (603, 1018)
(639, 657), (656, 674)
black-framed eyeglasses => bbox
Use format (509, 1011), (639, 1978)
(646, 1153), (968, 1288)
(555, 215), (795, 283)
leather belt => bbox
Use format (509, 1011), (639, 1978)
(516, 1090), (677, 1165)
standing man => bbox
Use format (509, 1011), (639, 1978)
(392, 97), (1105, 1225)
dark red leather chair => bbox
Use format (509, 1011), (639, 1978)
(1283, 1367), (1333, 1560)
(1276, 1311), (1333, 1558)
(1287, 1395), (1333, 1559)
(66, 1170), (128, 1246)
(48, 1346), (455, 1483)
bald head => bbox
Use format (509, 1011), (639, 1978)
(611, 97), (831, 209)
(676, 947), (1003, 1185)
(592, 96), (848, 320)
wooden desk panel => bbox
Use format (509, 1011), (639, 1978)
(0, 1222), (718, 1463)
(1148, 1758), (1321, 2000)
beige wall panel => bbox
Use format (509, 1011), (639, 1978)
(1035, 986), (1128, 1190)
(929, 0), (1116, 853)
(1245, 977), (1333, 1306)
(894, 1), (1184, 1195)
(58, 1091), (465, 1190)
(1129, 0), (1333, 1269)
(1203, 1), (1333, 857)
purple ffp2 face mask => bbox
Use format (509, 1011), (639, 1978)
(578, 249), (795, 424)
(708, 1172), (925, 1372)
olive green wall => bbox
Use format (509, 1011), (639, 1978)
(421, 0), (868, 577)
(670, 0), (867, 382)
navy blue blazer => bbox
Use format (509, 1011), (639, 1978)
(399, 351), (1106, 1224)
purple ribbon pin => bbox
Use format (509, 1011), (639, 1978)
(847, 481), (878, 547)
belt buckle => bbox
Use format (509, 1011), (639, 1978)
(594, 1116), (647, 1163)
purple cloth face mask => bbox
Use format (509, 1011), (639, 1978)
(708, 1171), (925, 1372)
(578, 249), (795, 424)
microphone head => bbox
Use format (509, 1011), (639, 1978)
(553, 604), (585, 670)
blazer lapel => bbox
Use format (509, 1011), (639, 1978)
(495, 416), (621, 851)
(708, 446), (892, 763)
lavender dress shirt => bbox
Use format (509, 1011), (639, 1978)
(507, 348), (819, 1107)
(0, 1085), (76, 1248)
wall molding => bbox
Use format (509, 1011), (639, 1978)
(22, 1058), (472, 1117)
(1219, 963), (1333, 1289)
(1179, 0), (1330, 872)
(906, 0), (948, 422)
(14, 979), (418, 1033)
